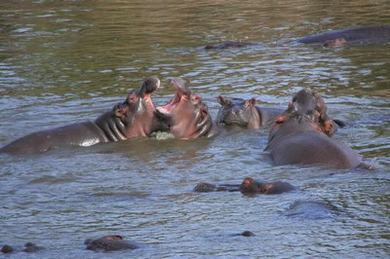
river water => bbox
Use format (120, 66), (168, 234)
(0, 1), (389, 258)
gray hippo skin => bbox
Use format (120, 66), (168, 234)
(0, 77), (166, 155)
(216, 96), (284, 129)
(85, 235), (138, 252)
(194, 177), (295, 195)
(286, 89), (345, 136)
(265, 111), (361, 169)
(156, 78), (217, 139)
(284, 200), (337, 220)
(297, 25), (390, 47)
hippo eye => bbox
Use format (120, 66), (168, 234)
(191, 95), (201, 104)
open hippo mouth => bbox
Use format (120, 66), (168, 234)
(156, 78), (192, 115)
(155, 78), (214, 139)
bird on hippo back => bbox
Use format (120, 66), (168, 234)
(155, 77), (217, 139)
(265, 92), (362, 169)
(0, 77), (167, 155)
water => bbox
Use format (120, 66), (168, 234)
(0, 1), (389, 258)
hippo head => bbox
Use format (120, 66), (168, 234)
(156, 78), (214, 139)
(96, 77), (165, 141)
(216, 96), (261, 129)
(240, 177), (263, 194)
(286, 89), (341, 136)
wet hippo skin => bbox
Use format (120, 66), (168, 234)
(286, 88), (345, 136)
(0, 77), (167, 155)
(265, 111), (361, 169)
(85, 235), (138, 252)
(297, 25), (390, 47)
(194, 177), (295, 195)
(156, 77), (217, 139)
(216, 96), (284, 129)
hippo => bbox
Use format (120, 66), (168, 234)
(286, 88), (345, 136)
(156, 78), (217, 139)
(1, 242), (43, 254)
(204, 41), (257, 50)
(265, 110), (361, 169)
(0, 77), (167, 155)
(284, 200), (338, 220)
(216, 96), (284, 129)
(85, 235), (138, 252)
(1, 244), (13, 253)
(194, 177), (295, 195)
(297, 25), (390, 47)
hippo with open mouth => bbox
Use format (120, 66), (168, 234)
(156, 78), (217, 139)
(0, 77), (167, 155)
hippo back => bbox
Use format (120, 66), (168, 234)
(269, 131), (361, 169)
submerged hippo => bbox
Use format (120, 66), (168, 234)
(284, 200), (338, 220)
(0, 77), (167, 155)
(265, 110), (361, 169)
(85, 235), (138, 252)
(297, 25), (390, 47)
(1, 242), (43, 254)
(216, 96), (284, 129)
(194, 177), (295, 195)
(204, 41), (257, 50)
(156, 78), (217, 139)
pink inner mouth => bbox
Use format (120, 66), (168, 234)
(157, 81), (190, 114)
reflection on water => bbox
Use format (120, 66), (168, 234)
(0, 0), (389, 258)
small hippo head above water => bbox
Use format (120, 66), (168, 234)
(156, 78), (215, 139)
(216, 96), (261, 129)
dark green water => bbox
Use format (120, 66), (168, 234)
(0, 1), (389, 258)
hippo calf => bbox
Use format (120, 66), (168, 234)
(85, 235), (138, 252)
(194, 177), (295, 195)
(297, 25), (390, 47)
(0, 77), (167, 155)
(216, 96), (284, 129)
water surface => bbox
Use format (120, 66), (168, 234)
(0, 1), (389, 258)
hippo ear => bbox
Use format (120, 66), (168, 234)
(245, 98), (256, 107)
(114, 103), (129, 119)
(275, 115), (287, 124)
(217, 96), (229, 106)
(322, 119), (335, 136)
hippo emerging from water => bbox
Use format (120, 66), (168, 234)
(194, 177), (295, 195)
(265, 103), (361, 169)
(216, 96), (283, 129)
(297, 25), (390, 47)
(0, 77), (167, 155)
(156, 78), (217, 139)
